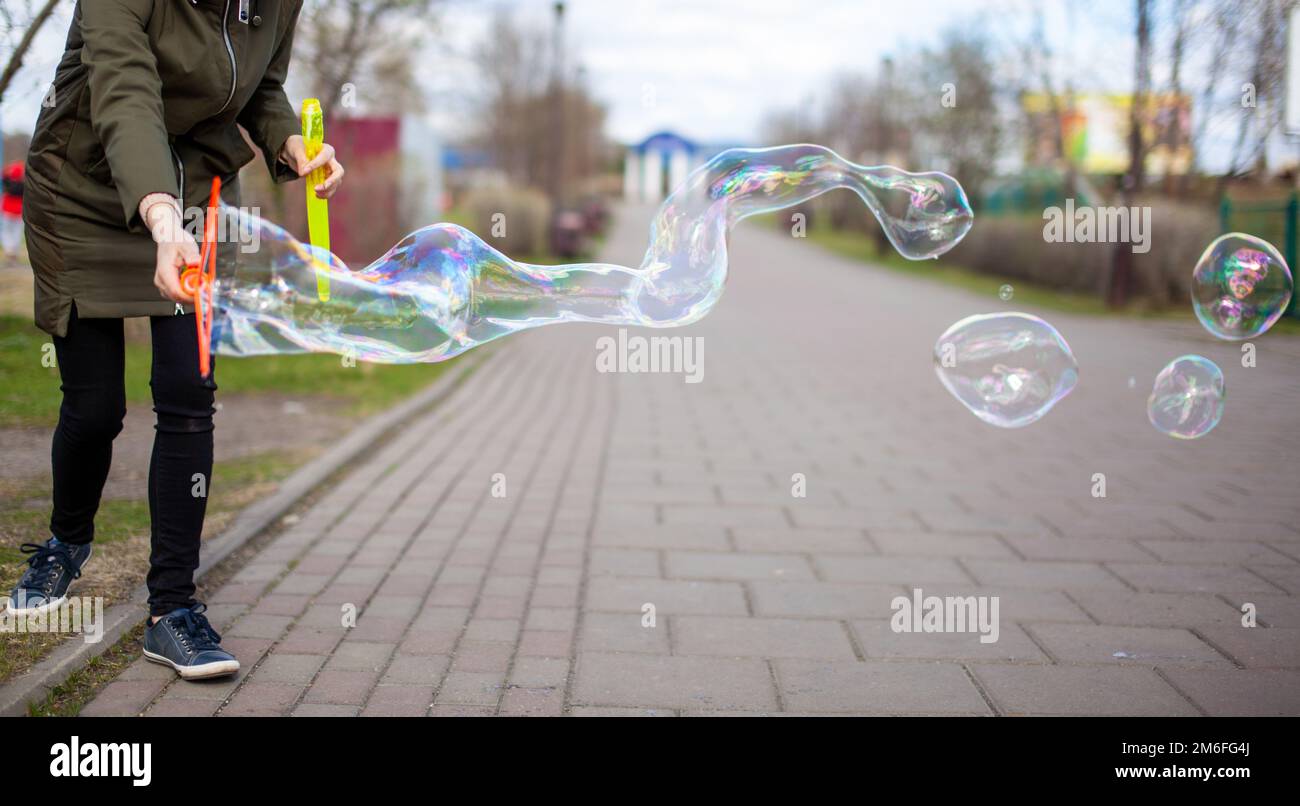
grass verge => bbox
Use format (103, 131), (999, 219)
(0, 314), (452, 428)
(0, 450), (309, 686)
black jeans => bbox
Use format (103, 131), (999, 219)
(51, 305), (216, 616)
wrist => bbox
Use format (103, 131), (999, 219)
(140, 194), (183, 241)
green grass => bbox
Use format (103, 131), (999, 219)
(805, 224), (1121, 316)
(0, 450), (311, 686)
(0, 315), (451, 427)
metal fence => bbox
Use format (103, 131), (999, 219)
(1219, 192), (1299, 317)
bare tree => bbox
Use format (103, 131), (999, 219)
(296, 0), (436, 114)
(0, 0), (60, 104)
(470, 11), (606, 201)
(1224, 0), (1290, 183)
(1108, 0), (1154, 309)
(1189, 0), (1243, 178)
(918, 27), (1003, 204)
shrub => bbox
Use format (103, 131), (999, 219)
(462, 185), (552, 258)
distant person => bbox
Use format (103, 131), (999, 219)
(1, 160), (22, 259)
(9, 0), (344, 680)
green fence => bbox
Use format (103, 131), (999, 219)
(1219, 192), (1299, 317)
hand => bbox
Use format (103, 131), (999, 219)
(280, 134), (345, 199)
(145, 200), (200, 304)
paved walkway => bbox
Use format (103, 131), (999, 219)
(84, 203), (1300, 716)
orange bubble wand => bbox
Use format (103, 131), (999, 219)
(181, 176), (222, 378)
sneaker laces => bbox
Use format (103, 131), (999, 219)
(169, 603), (223, 653)
(18, 542), (81, 594)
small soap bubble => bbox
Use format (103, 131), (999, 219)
(1147, 355), (1224, 439)
(932, 312), (1079, 428)
(1192, 233), (1293, 340)
(998, 284), (1014, 301)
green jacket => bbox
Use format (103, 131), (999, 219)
(24, 0), (304, 336)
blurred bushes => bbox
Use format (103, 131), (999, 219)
(796, 190), (1220, 309)
(947, 200), (1218, 307)
(463, 185), (552, 257)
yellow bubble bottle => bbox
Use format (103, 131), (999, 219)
(301, 98), (331, 301)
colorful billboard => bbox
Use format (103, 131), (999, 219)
(1022, 92), (1193, 176)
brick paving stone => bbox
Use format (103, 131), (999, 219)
(774, 659), (990, 714)
(325, 641), (395, 672)
(509, 656), (570, 688)
(665, 551), (816, 581)
(963, 559), (1129, 591)
(1194, 626), (1300, 668)
(145, 699), (220, 717)
(732, 528), (872, 553)
(435, 672), (504, 706)
(672, 616), (857, 659)
(302, 670), (379, 705)
(77, 202), (1300, 718)
(579, 612), (668, 654)
(585, 577), (748, 615)
(870, 531), (1013, 559)
(79, 680), (167, 716)
(572, 652), (777, 711)
(852, 620), (1047, 663)
(1025, 623), (1231, 667)
(970, 665), (1199, 716)
(1220, 593), (1300, 628)
(1068, 590), (1245, 627)
(748, 581), (906, 619)
(249, 653), (326, 684)
(293, 703), (360, 717)
(813, 555), (971, 585)
(220, 682), (302, 716)
(1159, 668), (1300, 716)
(1107, 563), (1285, 594)
(499, 687), (565, 716)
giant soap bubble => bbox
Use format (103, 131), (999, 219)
(1191, 233), (1293, 340)
(1147, 355), (1224, 439)
(932, 312), (1078, 428)
(207, 144), (974, 363)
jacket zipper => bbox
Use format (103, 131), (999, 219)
(217, 0), (238, 113)
(171, 146), (186, 316)
(172, 147), (185, 201)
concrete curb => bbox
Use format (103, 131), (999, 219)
(0, 356), (478, 717)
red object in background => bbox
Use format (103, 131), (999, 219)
(2, 161), (24, 216)
(326, 117), (400, 264)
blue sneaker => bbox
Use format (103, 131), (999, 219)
(5, 537), (93, 616)
(143, 603), (240, 680)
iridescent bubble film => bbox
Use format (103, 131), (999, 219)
(932, 312), (1078, 428)
(210, 144), (973, 362)
(1191, 233), (1293, 340)
(1147, 355), (1225, 439)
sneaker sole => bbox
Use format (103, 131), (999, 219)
(143, 648), (240, 680)
(3, 549), (93, 617)
(3, 594), (68, 618)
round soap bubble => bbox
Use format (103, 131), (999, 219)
(1147, 355), (1224, 439)
(1191, 233), (1293, 340)
(932, 312), (1079, 428)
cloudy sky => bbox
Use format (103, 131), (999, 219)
(0, 0), (1283, 171)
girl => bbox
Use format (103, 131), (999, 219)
(11, 0), (344, 679)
